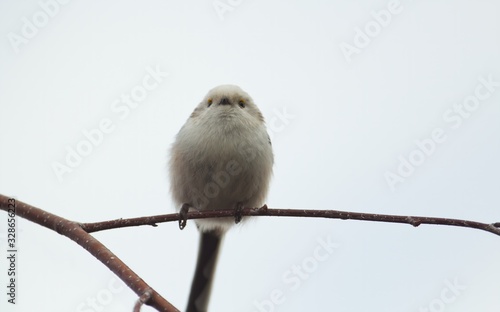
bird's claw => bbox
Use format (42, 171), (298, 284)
(179, 204), (190, 230)
(235, 203), (243, 224)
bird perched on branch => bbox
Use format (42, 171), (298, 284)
(169, 84), (274, 312)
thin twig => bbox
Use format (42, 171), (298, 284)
(80, 204), (500, 237)
(0, 194), (179, 312)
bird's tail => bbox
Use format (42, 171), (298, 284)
(186, 230), (223, 312)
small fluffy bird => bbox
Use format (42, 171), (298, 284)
(169, 85), (274, 312)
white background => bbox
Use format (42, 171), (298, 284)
(1, 0), (499, 311)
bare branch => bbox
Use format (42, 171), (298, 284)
(0, 194), (179, 312)
(2, 193), (499, 311)
(80, 204), (500, 237)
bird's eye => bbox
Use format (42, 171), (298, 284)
(207, 98), (213, 107)
(238, 99), (245, 108)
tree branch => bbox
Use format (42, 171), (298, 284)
(80, 205), (500, 237)
(0, 194), (179, 312)
(2, 193), (500, 311)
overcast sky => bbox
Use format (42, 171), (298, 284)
(1, 1), (499, 311)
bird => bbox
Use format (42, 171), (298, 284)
(169, 84), (274, 312)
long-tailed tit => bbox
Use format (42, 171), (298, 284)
(169, 84), (273, 312)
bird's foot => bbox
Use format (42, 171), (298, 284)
(179, 203), (190, 230)
(235, 202), (244, 224)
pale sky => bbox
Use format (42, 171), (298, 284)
(1, 1), (499, 312)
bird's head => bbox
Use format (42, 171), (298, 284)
(190, 85), (264, 124)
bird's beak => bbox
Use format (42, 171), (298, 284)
(218, 97), (231, 105)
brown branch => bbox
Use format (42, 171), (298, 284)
(1, 194), (499, 311)
(80, 205), (500, 237)
(0, 194), (179, 312)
